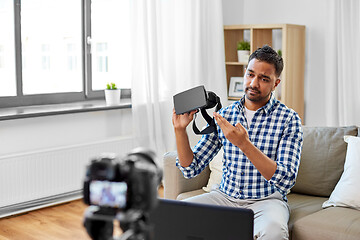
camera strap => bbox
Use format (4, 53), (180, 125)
(192, 92), (222, 135)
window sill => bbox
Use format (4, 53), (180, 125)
(0, 99), (132, 121)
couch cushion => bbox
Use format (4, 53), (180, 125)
(177, 189), (206, 200)
(203, 148), (223, 192)
(291, 207), (360, 240)
(287, 193), (327, 229)
(291, 126), (358, 197)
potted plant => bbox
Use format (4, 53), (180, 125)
(237, 41), (250, 63)
(105, 82), (121, 105)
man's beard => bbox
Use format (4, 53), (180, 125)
(244, 87), (271, 102)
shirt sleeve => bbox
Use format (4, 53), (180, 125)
(268, 112), (303, 194)
(176, 132), (222, 179)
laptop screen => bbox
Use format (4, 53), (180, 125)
(148, 199), (254, 240)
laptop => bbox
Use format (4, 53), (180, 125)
(148, 198), (254, 240)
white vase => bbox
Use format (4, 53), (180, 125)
(105, 89), (121, 105)
(237, 50), (250, 63)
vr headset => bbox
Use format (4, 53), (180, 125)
(173, 85), (222, 135)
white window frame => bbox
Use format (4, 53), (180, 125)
(0, 0), (130, 108)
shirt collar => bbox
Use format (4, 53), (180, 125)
(237, 92), (277, 116)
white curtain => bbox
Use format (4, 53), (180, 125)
(130, 0), (227, 164)
(325, 0), (360, 126)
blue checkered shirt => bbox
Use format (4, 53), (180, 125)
(176, 94), (303, 201)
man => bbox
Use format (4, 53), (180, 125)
(172, 45), (303, 240)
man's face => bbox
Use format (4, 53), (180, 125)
(243, 58), (280, 105)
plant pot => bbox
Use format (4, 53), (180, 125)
(105, 89), (121, 105)
(237, 50), (250, 63)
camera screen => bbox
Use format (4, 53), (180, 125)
(89, 180), (127, 208)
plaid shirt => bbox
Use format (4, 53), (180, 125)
(176, 94), (303, 201)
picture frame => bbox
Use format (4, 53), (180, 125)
(228, 77), (244, 98)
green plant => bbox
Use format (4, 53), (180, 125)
(277, 49), (282, 57)
(106, 82), (117, 90)
(237, 41), (250, 51)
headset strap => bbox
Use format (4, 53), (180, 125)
(192, 97), (222, 135)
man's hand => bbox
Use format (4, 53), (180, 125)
(172, 108), (198, 131)
(213, 112), (277, 180)
(213, 112), (250, 149)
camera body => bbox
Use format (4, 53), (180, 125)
(83, 148), (161, 214)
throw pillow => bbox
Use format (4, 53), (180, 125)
(291, 126), (358, 197)
(202, 148), (223, 192)
(323, 136), (360, 210)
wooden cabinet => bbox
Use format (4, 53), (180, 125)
(224, 24), (305, 121)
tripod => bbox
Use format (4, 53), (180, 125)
(84, 206), (154, 240)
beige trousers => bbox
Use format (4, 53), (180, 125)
(183, 189), (290, 240)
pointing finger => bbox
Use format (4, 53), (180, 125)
(214, 112), (233, 128)
(213, 112), (224, 125)
(235, 122), (245, 130)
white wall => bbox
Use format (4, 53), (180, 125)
(222, 0), (244, 25)
(0, 109), (133, 156)
(222, 0), (329, 126)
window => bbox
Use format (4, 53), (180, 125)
(66, 43), (78, 71)
(95, 42), (108, 73)
(40, 44), (51, 71)
(21, 0), (82, 95)
(90, 0), (132, 91)
(0, 0), (16, 97)
(0, 45), (4, 69)
(0, 0), (131, 108)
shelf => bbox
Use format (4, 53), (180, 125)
(224, 24), (304, 31)
(228, 97), (241, 101)
(223, 24), (305, 121)
(225, 62), (248, 66)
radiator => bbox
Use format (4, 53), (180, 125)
(0, 136), (135, 218)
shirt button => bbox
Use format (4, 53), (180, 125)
(241, 172), (244, 175)
(239, 190), (242, 194)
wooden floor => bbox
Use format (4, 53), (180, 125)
(0, 200), (90, 240)
(0, 187), (164, 240)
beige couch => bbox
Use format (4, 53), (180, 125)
(163, 126), (360, 240)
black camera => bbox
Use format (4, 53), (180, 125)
(173, 85), (222, 135)
(83, 148), (162, 240)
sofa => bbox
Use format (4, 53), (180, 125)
(163, 126), (360, 240)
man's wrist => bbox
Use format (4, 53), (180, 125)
(174, 127), (187, 134)
(238, 139), (253, 154)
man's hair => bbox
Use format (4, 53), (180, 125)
(248, 45), (283, 77)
